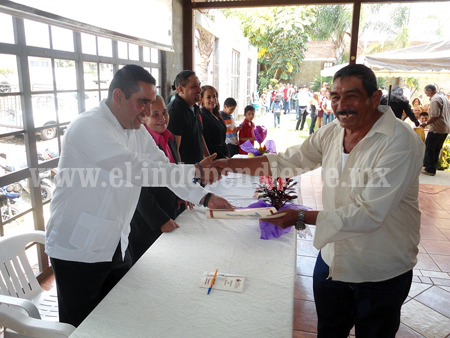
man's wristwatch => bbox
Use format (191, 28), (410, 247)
(295, 210), (306, 230)
(202, 193), (213, 207)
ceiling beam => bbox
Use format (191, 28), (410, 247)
(191, 0), (448, 9)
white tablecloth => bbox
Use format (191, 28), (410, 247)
(70, 174), (297, 338)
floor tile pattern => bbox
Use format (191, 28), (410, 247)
(294, 173), (450, 337)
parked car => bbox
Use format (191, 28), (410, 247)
(0, 92), (87, 140)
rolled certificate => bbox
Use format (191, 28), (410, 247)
(206, 207), (279, 219)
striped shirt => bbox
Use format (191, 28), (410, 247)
(221, 111), (239, 145)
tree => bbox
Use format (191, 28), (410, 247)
(224, 7), (315, 90)
(309, 5), (352, 64)
(195, 27), (214, 85)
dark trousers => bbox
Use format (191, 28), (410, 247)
(295, 107), (308, 130)
(227, 144), (240, 157)
(313, 252), (412, 338)
(309, 114), (317, 135)
(51, 242), (132, 327)
(423, 131), (448, 174)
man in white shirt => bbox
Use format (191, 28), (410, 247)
(421, 84), (450, 176)
(46, 65), (231, 327)
(209, 64), (424, 337)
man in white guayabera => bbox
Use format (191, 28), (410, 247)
(46, 65), (232, 327)
(210, 64), (424, 337)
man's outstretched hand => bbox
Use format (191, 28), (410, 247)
(207, 194), (234, 210)
(204, 158), (232, 184)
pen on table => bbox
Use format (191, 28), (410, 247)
(207, 269), (218, 295)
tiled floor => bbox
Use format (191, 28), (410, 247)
(294, 170), (450, 338)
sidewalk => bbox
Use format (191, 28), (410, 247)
(294, 169), (450, 338)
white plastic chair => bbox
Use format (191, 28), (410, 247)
(0, 231), (75, 337)
(0, 302), (74, 338)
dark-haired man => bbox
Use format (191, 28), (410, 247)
(421, 84), (450, 176)
(209, 64), (424, 337)
(46, 65), (231, 327)
(167, 70), (209, 164)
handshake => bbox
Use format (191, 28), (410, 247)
(194, 153), (233, 185)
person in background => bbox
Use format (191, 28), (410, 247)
(288, 83), (296, 113)
(412, 111), (428, 143)
(129, 95), (193, 264)
(419, 111), (429, 124)
(167, 70), (210, 164)
(221, 97), (241, 157)
(316, 88), (326, 129)
(200, 85), (229, 159)
(239, 105), (256, 155)
(411, 97), (422, 109)
(209, 64), (424, 338)
(384, 86), (420, 127)
(322, 91), (334, 125)
(421, 84), (450, 176)
(295, 85), (311, 131)
(270, 94), (283, 128)
(46, 65), (232, 327)
(413, 106), (423, 119)
(309, 92), (320, 135)
(283, 83), (291, 114)
(292, 86), (299, 118)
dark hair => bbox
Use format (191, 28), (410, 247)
(201, 85), (222, 121)
(333, 64), (378, 97)
(412, 98), (421, 105)
(172, 70), (196, 91)
(224, 97), (237, 107)
(419, 112), (429, 117)
(244, 105), (255, 114)
(107, 65), (156, 101)
(425, 84), (437, 92)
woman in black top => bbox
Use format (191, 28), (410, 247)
(385, 86), (420, 127)
(200, 85), (229, 159)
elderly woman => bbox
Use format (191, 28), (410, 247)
(200, 85), (229, 159)
(128, 95), (193, 264)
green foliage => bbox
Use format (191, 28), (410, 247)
(225, 6), (315, 86)
(405, 77), (420, 96)
(0, 68), (14, 76)
(309, 5), (352, 63)
(309, 75), (333, 92)
(377, 77), (388, 88)
(363, 3), (411, 53)
(438, 138), (450, 171)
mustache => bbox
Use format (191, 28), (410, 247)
(335, 110), (357, 116)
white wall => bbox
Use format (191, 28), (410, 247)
(194, 11), (257, 119)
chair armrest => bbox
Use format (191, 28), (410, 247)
(0, 304), (75, 338)
(0, 294), (40, 319)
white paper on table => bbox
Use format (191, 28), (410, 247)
(206, 207), (277, 219)
(200, 272), (245, 293)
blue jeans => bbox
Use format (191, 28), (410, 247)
(323, 113), (334, 125)
(313, 252), (412, 338)
(273, 112), (281, 127)
(283, 99), (290, 114)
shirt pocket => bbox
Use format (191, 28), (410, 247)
(69, 212), (121, 253)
